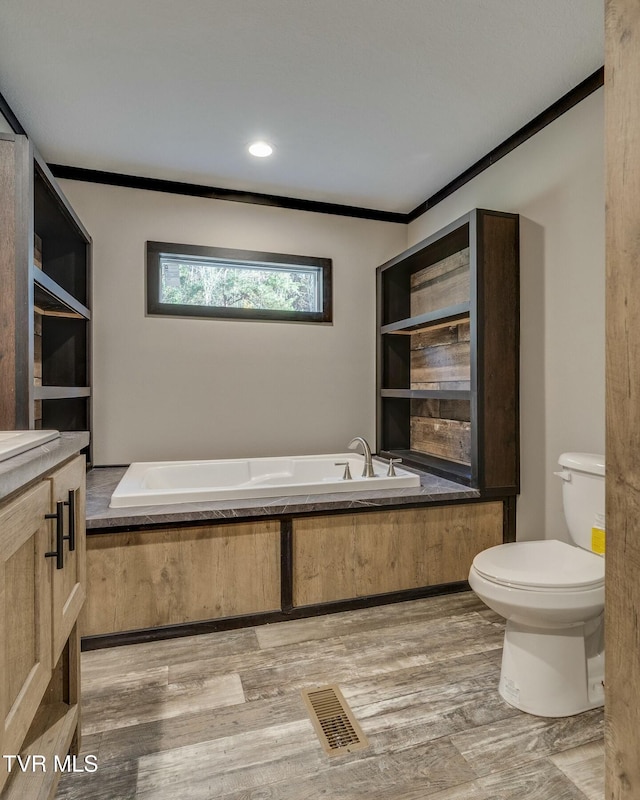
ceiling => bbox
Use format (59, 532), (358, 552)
(0, 0), (603, 214)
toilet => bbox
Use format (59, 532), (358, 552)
(469, 452), (605, 717)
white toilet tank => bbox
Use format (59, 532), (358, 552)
(557, 452), (605, 553)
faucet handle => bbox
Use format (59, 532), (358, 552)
(387, 458), (402, 477)
(335, 461), (352, 480)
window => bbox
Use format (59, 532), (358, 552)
(147, 241), (332, 323)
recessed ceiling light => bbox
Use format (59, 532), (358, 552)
(248, 141), (273, 158)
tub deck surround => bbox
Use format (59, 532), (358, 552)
(83, 464), (513, 649)
(86, 465), (479, 529)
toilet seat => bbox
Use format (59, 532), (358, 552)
(472, 539), (604, 592)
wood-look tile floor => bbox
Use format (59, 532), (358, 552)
(56, 592), (604, 800)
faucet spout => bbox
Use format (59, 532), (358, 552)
(348, 437), (376, 478)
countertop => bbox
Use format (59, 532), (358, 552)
(86, 466), (480, 530)
(0, 431), (90, 502)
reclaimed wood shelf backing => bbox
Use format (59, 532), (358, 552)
(410, 247), (470, 317)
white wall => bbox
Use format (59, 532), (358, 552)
(58, 181), (405, 465)
(407, 89), (605, 541)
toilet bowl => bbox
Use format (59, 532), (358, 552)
(469, 453), (605, 717)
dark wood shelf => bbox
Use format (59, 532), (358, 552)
(34, 270), (90, 319)
(376, 208), (519, 494)
(34, 386), (91, 400)
(380, 388), (471, 400)
(0, 122), (92, 456)
(380, 302), (470, 334)
(32, 145), (92, 457)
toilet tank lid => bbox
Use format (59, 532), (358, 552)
(558, 452), (605, 476)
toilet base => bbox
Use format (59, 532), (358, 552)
(499, 615), (604, 717)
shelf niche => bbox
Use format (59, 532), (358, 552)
(377, 209), (519, 492)
(32, 152), (92, 447)
(34, 164), (89, 305)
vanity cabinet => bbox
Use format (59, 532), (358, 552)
(0, 132), (92, 459)
(377, 208), (519, 492)
(0, 455), (86, 799)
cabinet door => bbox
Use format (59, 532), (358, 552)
(48, 455), (86, 664)
(0, 482), (52, 792)
(292, 503), (504, 605)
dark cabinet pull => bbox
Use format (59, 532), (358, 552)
(44, 501), (65, 570)
(63, 489), (76, 552)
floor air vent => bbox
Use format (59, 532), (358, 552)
(301, 685), (369, 756)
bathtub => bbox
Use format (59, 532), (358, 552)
(109, 453), (421, 508)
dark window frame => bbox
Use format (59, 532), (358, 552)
(146, 241), (333, 323)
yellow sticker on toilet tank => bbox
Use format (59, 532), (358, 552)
(591, 527), (605, 555)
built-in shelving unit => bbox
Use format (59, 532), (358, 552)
(0, 132), (92, 458)
(33, 153), (91, 438)
(376, 208), (519, 492)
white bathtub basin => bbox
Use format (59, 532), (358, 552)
(0, 430), (60, 462)
(110, 453), (421, 508)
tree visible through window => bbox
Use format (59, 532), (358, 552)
(160, 257), (320, 313)
(147, 242), (332, 323)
